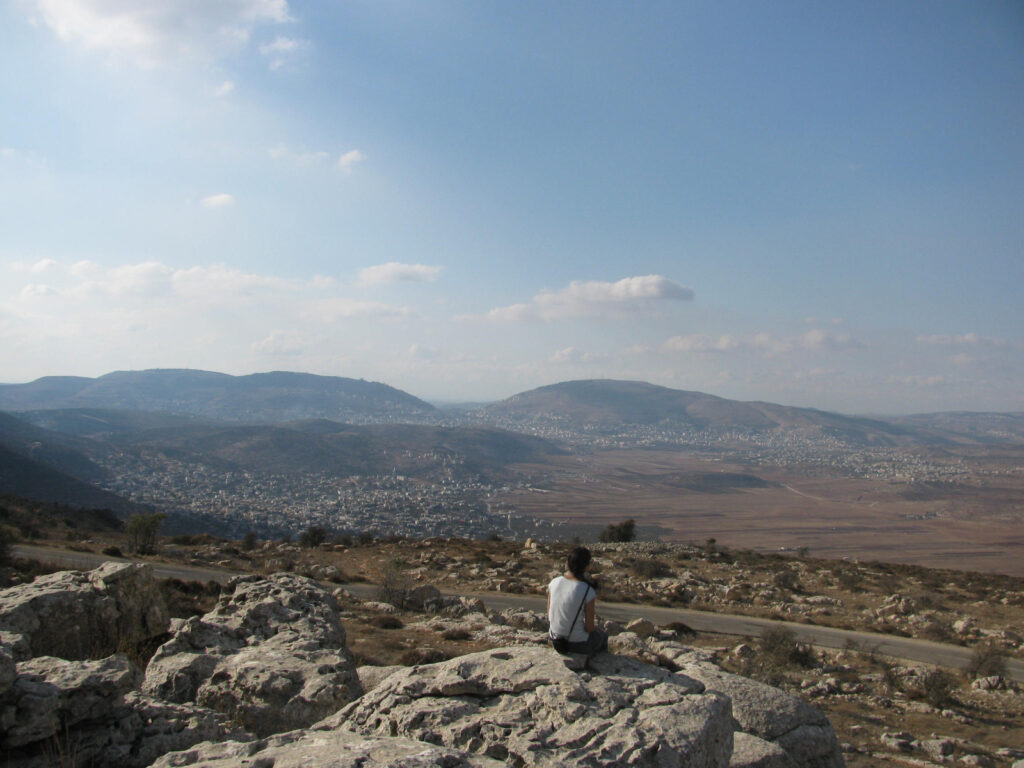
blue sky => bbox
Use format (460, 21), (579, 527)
(1, 1), (1021, 413)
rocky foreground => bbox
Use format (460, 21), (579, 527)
(0, 562), (847, 767)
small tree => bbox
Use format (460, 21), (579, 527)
(599, 519), (636, 543)
(0, 524), (16, 566)
(242, 529), (259, 552)
(299, 525), (328, 549)
(124, 513), (166, 555)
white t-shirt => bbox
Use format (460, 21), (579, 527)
(547, 575), (595, 643)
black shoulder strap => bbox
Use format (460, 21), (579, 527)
(567, 583), (590, 636)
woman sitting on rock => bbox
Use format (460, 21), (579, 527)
(546, 546), (608, 655)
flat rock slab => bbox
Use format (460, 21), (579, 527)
(151, 729), (506, 768)
(325, 645), (735, 767)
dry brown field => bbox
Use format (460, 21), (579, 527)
(500, 448), (1024, 576)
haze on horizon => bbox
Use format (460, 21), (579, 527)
(1, 1), (1021, 415)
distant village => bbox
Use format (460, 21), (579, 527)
(92, 420), (991, 540)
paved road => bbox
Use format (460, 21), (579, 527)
(13, 544), (1022, 682)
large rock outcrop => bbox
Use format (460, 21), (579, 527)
(143, 572), (362, 736)
(322, 645), (735, 767)
(0, 562), (169, 661)
(0, 653), (246, 768)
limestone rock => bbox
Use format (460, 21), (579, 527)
(1, 654), (141, 749)
(143, 573), (361, 737)
(150, 729), (506, 768)
(0, 562), (169, 661)
(675, 661), (843, 768)
(730, 732), (793, 767)
(407, 584), (442, 611)
(626, 618), (657, 639)
(326, 645), (735, 767)
(356, 664), (405, 692)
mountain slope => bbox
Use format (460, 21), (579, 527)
(0, 369), (437, 423)
(483, 379), (927, 446)
(102, 421), (562, 479)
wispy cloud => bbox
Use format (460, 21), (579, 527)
(337, 149), (365, 173)
(30, 0), (293, 67)
(483, 275), (694, 322)
(917, 332), (1010, 348)
(259, 35), (307, 70)
(664, 334), (741, 353)
(358, 262), (442, 286)
(268, 144), (330, 165)
(201, 193), (235, 209)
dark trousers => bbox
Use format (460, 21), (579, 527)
(566, 628), (608, 655)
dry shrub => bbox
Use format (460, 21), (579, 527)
(966, 642), (1007, 679)
(370, 615), (404, 630)
(441, 628), (472, 641)
(399, 647), (449, 665)
(631, 559), (672, 579)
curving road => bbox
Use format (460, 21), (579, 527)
(12, 544), (1022, 682)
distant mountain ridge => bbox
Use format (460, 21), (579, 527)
(0, 369), (436, 424)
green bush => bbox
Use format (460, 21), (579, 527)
(599, 519), (636, 543)
(125, 513), (166, 555)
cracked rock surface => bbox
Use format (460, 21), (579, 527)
(143, 573), (362, 737)
(0, 562), (169, 661)
(150, 729), (507, 768)
(323, 645), (735, 767)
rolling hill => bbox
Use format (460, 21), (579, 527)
(98, 420), (562, 480)
(0, 369), (437, 423)
(0, 412), (140, 512)
(482, 379), (929, 446)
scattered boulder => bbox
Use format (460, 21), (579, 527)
(0, 562), (169, 661)
(325, 645), (735, 767)
(626, 618), (657, 639)
(143, 573), (361, 737)
(407, 584), (442, 611)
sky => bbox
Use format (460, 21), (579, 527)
(1, 1), (1022, 414)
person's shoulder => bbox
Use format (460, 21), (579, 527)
(548, 575), (565, 590)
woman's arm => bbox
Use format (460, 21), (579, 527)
(584, 597), (596, 632)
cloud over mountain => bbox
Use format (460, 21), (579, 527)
(485, 275), (694, 322)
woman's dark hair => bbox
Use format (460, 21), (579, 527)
(567, 546), (592, 580)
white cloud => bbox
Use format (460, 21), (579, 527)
(214, 80), (236, 97)
(358, 262), (442, 285)
(268, 144), (330, 165)
(337, 149), (365, 173)
(201, 193), (235, 209)
(309, 297), (410, 321)
(30, 0), (293, 67)
(252, 330), (304, 356)
(259, 35), (306, 69)
(664, 334), (740, 353)
(485, 275), (694, 322)
(550, 347), (606, 364)
(800, 328), (861, 351)
(408, 344), (439, 360)
(917, 332), (1009, 348)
